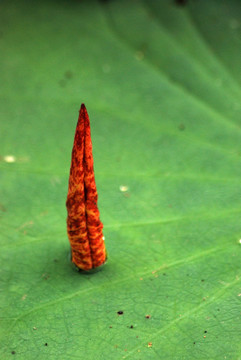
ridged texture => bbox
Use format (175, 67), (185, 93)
(66, 104), (106, 270)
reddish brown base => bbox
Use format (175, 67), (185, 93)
(66, 104), (107, 271)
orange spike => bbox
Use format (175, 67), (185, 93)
(66, 104), (106, 271)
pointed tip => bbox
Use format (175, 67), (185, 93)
(79, 103), (88, 117)
(80, 103), (86, 111)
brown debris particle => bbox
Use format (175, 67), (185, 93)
(64, 70), (73, 79)
(42, 273), (50, 280)
(178, 123), (186, 131)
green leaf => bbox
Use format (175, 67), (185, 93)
(1, 0), (241, 359)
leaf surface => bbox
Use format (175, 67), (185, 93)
(0, 0), (241, 359)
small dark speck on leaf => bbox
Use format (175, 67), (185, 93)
(42, 273), (50, 280)
(175, 0), (188, 6)
(11, 351), (16, 355)
(130, 325), (134, 328)
(204, 330), (208, 333)
(64, 71), (73, 79)
(117, 310), (123, 315)
(44, 343), (48, 346)
(145, 315), (151, 319)
(163, 273), (166, 276)
(109, 325), (112, 328)
(179, 123), (186, 131)
(201, 279), (205, 282)
(193, 342), (196, 345)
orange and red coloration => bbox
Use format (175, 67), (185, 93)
(66, 104), (106, 271)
